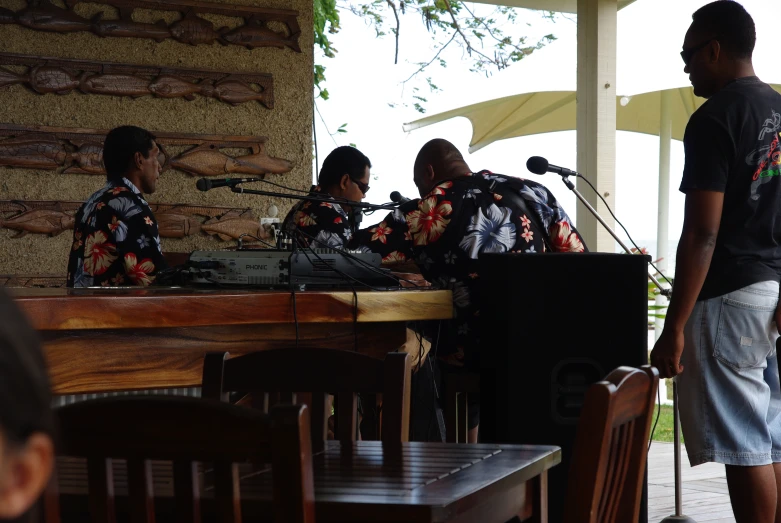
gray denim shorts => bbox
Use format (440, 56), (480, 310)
(678, 280), (781, 466)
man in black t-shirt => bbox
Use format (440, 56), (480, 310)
(650, 2), (781, 521)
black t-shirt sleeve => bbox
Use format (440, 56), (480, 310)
(679, 110), (734, 194)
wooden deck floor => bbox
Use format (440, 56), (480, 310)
(647, 442), (734, 522)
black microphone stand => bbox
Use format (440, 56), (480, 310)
(230, 184), (399, 211)
(557, 174), (671, 298)
(557, 173), (693, 523)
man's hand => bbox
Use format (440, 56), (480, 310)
(650, 328), (685, 379)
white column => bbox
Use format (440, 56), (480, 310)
(575, 0), (617, 252)
(654, 90), (672, 342)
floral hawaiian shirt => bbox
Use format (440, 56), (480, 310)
(66, 178), (166, 287)
(352, 170), (587, 368)
(280, 186), (355, 249)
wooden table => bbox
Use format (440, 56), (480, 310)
(9, 287), (452, 395)
(56, 441), (561, 523)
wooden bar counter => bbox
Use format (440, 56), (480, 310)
(9, 287), (452, 395)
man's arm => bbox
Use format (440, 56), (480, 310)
(351, 208), (415, 266)
(650, 190), (723, 378)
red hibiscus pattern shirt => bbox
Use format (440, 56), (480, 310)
(351, 170), (587, 368)
(67, 178), (166, 287)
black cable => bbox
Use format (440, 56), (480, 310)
(238, 233), (275, 249)
(257, 177), (312, 195)
(648, 385), (662, 452)
(292, 236), (360, 350)
(576, 175), (673, 287)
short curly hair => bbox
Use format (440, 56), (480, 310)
(692, 1), (755, 60)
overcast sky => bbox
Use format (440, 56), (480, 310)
(312, 0), (778, 263)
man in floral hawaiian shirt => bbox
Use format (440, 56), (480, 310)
(353, 138), (587, 441)
(280, 145), (372, 249)
(67, 126), (167, 287)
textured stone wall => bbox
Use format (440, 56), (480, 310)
(0, 0), (313, 276)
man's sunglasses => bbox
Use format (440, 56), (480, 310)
(351, 178), (370, 195)
(680, 39), (713, 66)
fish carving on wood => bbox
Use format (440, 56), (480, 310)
(4, 0), (301, 52)
(0, 207), (75, 237)
(90, 12), (170, 42)
(212, 78), (272, 108)
(201, 210), (264, 241)
(148, 75), (206, 101)
(79, 72), (151, 98)
(0, 67), (26, 89)
(169, 143), (293, 177)
(169, 145), (240, 177)
(169, 10), (219, 45)
(63, 141), (103, 174)
(156, 212), (200, 238)
(29, 66), (80, 94)
(16, 1), (91, 33)
(218, 17), (295, 50)
(0, 134), (68, 169)
(233, 152), (293, 175)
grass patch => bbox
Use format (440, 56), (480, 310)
(650, 404), (683, 443)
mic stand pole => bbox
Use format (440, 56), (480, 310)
(560, 175), (692, 523)
(558, 175), (671, 298)
(230, 185), (399, 211)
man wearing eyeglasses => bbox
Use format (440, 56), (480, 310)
(67, 125), (167, 287)
(280, 145), (371, 249)
(650, 2), (781, 521)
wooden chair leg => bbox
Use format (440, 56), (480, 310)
(457, 392), (467, 444)
(444, 381), (458, 443)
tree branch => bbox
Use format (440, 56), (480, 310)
(386, 0), (400, 64)
(441, 0), (496, 65)
(402, 31), (457, 84)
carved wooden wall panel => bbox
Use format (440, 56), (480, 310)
(0, 124), (293, 177)
(0, 200), (271, 242)
(0, 0), (301, 51)
(0, 52), (274, 108)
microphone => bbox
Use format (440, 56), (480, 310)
(390, 191), (412, 204)
(196, 177), (262, 191)
(526, 156), (579, 177)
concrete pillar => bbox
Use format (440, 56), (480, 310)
(576, 0), (617, 252)
(654, 89), (672, 342)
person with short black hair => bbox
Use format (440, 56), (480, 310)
(354, 138), (586, 442)
(280, 145), (372, 249)
(0, 290), (55, 520)
(650, 2), (781, 521)
(67, 125), (167, 287)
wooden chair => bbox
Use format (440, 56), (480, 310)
(564, 365), (660, 523)
(43, 396), (315, 523)
(442, 371), (480, 443)
(202, 349), (411, 451)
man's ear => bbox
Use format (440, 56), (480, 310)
(134, 151), (145, 170)
(0, 433), (54, 519)
(339, 173), (350, 191)
(709, 40), (721, 63)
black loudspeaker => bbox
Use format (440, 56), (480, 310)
(478, 252), (650, 523)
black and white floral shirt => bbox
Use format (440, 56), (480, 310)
(352, 170), (587, 368)
(67, 178), (166, 287)
(280, 186), (354, 249)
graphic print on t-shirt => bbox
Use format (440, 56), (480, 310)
(748, 109), (781, 201)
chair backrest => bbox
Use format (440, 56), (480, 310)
(564, 365), (659, 523)
(202, 349), (411, 449)
(44, 396), (315, 523)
